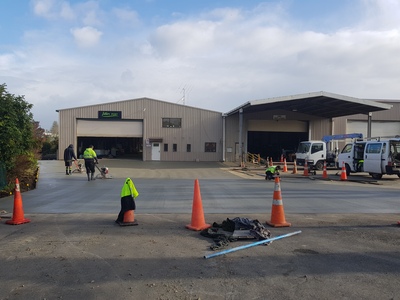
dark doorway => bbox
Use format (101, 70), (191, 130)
(247, 131), (308, 162)
(77, 137), (143, 159)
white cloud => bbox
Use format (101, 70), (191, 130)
(60, 2), (75, 20)
(5, 0), (400, 130)
(359, 0), (400, 30)
(70, 26), (103, 48)
(112, 7), (140, 27)
(32, 0), (55, 18)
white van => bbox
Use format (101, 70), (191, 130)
(338, 138), (400, 179)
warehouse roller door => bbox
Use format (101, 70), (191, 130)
(77, 120), (143, 159)
(347, 120), (400, 138)
(77, 120), (143, 137)
(247, 120), (308, 161)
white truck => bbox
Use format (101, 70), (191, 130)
(295, 133), (363, 170)
(338, 137), (400, 179)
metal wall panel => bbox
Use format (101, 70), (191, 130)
(58, 98), (222, 161)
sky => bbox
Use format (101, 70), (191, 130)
(1, 0), (400, 130)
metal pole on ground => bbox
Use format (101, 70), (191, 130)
(204, 230), (302, 259)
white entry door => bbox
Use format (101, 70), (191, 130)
(151, 143), (161, 161)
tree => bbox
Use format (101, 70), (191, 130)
(0, 84), (36, 171)
(50, 121), (59, 136)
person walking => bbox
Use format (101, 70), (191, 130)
(63, 144), (77, 175)
(83, 145), (98, 181)
(265, 165), (281, 180)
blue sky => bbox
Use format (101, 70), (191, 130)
(1, 0), (400, 130)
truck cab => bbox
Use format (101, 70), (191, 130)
(295, 141), (327, 170)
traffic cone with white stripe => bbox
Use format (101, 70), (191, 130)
(340, 162), (348, 181)
(292, 160), (298, 174)
(282, 158), (288, 172)
(322, 160), (328, 179)
(266, 176), (291, 227)
(303, 160), (309, 176)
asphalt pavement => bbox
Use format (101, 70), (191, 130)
(0, 159), (399, 300)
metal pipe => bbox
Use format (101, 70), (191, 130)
(239, 108), (243, 164)
(204, 230), (302, 259)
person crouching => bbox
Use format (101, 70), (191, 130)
(265, 165), (281, 180)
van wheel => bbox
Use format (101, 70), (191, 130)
(371, 173), (383, 180)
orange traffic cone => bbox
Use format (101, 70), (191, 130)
(292, 160), (298, 174)
(282, 158), (288, 172)
(186, 179), (211, 231)
(280, 154), (284, 162)
(269, 157), (273, 167)
(303, 160), (309, 176)
(340, 162), (348, 181)
(120, 210), (138, 226)
(322, 161), (328, 179)
(6, 178), (30, 225)
(266, 176), (291, 227)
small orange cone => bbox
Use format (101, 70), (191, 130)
(303, 160), (309, 176)
(269, 157), (273, 167)
(340, 162), (348, 181)
(186, 179), (211, 231)
(282, 158), (288, 172)
(280, 154), (284, 162)
(120, 210), (138, 226)
(266, 176), (291, 227)
(322, 160), (328, 179)
(6, 178), (30, 225)
(292, 160), (298, 174)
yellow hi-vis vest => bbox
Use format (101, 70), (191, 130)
(83, 148), (97, 159)
(121, 178), (139, 198)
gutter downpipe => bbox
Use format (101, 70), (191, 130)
(239, 109), (243, 165)
(222, 114), (226, 162)
(367, 112), (372, 138)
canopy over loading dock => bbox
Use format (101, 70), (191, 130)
(224, 91), (393, 163)
(226, 91), (392, 118)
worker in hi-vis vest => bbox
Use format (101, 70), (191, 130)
(265, 165), (281, 180)
(116, 178), (139, 224)
(83, 145), (98, 181)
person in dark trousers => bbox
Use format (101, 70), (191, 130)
(116, 178), (139, 224)
(265, 165), (281, 180)
(63, 144), (77, 175)
(83, 145), (98, 181)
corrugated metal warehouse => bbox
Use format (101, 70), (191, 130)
(57, 91), (399, 162)
(57, 98), (223, 161)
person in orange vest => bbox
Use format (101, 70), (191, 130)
(265, 165), (281, 180)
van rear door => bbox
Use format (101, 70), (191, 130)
(363, 142), (385, 174)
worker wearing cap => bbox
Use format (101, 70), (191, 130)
(83, 145), (98, 181)
(265, 165), (281, 180)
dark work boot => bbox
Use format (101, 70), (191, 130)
(91, 173), (95, 181)
(87, 174), (90, 181)
(69, 169), (72, 175)
(66, 170), (69, 175)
